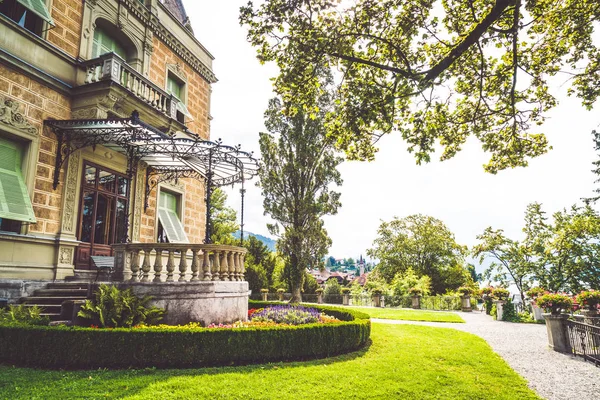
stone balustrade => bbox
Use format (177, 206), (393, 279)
(80, 53), (178, 119)
(113, 243), (247, 283)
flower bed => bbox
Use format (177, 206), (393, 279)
(0, 302), (370, 369)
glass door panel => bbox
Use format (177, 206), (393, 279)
(94, 193), (115, 245)
(80, 191), (95, 243)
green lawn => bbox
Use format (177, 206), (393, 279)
(346, 306), (465, 323)
(0, 323), (538, 399)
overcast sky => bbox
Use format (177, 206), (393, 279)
(186, 1), (600, 268)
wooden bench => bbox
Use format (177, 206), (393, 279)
(91, 256), (115, 282)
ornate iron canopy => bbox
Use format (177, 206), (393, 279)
(44, 112), (259, 243)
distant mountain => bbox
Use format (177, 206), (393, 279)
(233, 231), (277, 252)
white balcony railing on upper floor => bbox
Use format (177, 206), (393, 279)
(80, 53), (179, 120)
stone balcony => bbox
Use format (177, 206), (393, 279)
(111, 243), (249, 325)
(72, 53), (184, 132)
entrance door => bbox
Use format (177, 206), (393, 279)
(75, 162), (129, 269)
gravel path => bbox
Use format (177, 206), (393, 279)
(373, 312), (600, 400)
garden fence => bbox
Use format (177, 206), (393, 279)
(565, 319), (600, 366)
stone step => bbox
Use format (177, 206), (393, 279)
(21, 296), (86, 305)
(33, 288), (89, 297)
(45, 282), (90, 290)
(22, 304), (62, 312)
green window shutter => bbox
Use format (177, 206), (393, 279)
(16, 0), (54, 25)
(167, 76), (182, 100)
(158, 191), (188, 243)
(92, 28), (127, 59)
(0, 139), (36, 223)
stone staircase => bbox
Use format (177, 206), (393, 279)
(19, 282), (90, 321)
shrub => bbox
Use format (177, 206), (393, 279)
(408, 287), (422, 296)
(276, 288), (286, 294)
(536, 293), (573, 315)
(501, 299), (519, 322)
(576, 290), (600, 311)
(526, 287), (546, 300)
(492, 288), (510, 300)
(484, 298), (493, 315)
(324, 279), (342, 304)
(490, 303), (497, 320)
(479, 287), (494, 297)
(0, 304), (49, 326)
(341, 287), (351, 294)
(372, 288), (383, 295)
(457, 287), (474, 296)
(260, 288), (269, 293)
(315, 288), (324, 294)
(77, 284), (164, 328)
(0, 302), (370, 369)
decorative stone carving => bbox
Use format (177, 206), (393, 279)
(61, 150), (81, 234)
(0, 96), (38, 135)
(71, 108), (101, 120)
(58, 246), (74, 264)
(131, 163), (146, 242)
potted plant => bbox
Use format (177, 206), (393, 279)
(575, 290), (600, 327)
(408, 287), (422, 309)
(491, 288), (509, 320)
(457, 287), (473, 312)
(276, 288), (285, 301)
(479, 287), (494, 315)
(316, 288), (324, 304)
(341, 287), (351, 305)
(372, 288), (383, 307)
(526, 287), (546, 321)
(536, 293), (573, 352)
(260, 288), (269, 301)
(536, 293), (573, 315)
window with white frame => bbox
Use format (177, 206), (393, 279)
(166, 72), (193, 124)
(157, 190), (188, 243)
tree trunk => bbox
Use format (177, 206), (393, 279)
(289, 286), (302, 303)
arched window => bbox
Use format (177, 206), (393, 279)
(92, 27), (127, 59)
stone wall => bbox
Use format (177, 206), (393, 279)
(48, 0), (83, 58)
(149, 37), (212, 139)
(0, 63), (71, 236)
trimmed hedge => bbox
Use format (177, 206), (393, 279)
(0, 303), (370, 369)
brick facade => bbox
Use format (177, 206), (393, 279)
(149, 37), (211, 139)
(0, 63), (71, 236)
(48, 0), (83, 58)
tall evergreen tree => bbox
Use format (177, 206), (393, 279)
(258, 96), (343, 302)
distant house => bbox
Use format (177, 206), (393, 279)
(352, 273), (369, 287)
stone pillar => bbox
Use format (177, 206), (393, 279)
(543, 313), (572, 353)
(461, 296), (472, 312)
(317, 292), (323, 304)
(581, 310), (600, 327)
(343, 294), (350, 305)
(277, 291), (284, 301)
(261, 292), (268, 302)
(495, 301), (505, 321)
(411, 295), (421, 309)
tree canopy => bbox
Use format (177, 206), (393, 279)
(241, 0), (600, 173)
(475, 203), (600, 294)
(209, 187), (239, 245)
(258, 96), (343, 302)
(367, 214), (469, 294)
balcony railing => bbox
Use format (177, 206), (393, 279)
(113, 243), (247, 283)
(81, 53), (179, 120)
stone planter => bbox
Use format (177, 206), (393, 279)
(411, 295), (421, 309)
(372, 294), (382, 308)
(277, 292), (284, 301)
(531, 302), (544, 321)
(261, 292), (268, 302)
(543, 313), (572, 353)
(342, 294), (350, 305)
(461, 295), (472, 312)
(495, 300), (505, 321)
